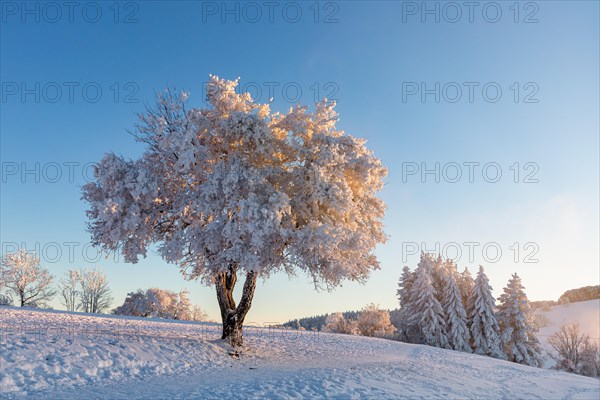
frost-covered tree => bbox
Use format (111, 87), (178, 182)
(497, 273), (542, 367)
(396, 266), (416, 341)
(0, 250), (55, 307)
(467, 266), (504, 358)
(174, 289), (192, 321)
(78, 268), (112, 314)
(323, 312), (357, 335)
(356, 303), (395, 338)
(549, 322), (600, 377)
(457, 267), (474, 309)
(82, 75), (387, 346)
(409, 253), (449, 348)
(59, 269), (81, 312)
(441, 260), (470, 352)
(144, 287), (179, 319)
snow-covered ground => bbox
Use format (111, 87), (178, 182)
(1, 306), (599, 399)
(536, 299), (600, 368)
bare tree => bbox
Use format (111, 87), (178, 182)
(0, 250), (56, 307)
(191, 305), (208, 322)
(78, 268), (112, 314)
(549, 323), (600, 377)
(58, 269), (81, 311)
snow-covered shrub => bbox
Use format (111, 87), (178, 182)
(113, 289), (147, 317)
(114, 288), (204, 321)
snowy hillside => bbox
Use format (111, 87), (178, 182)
(536, 299), (600, 368)
(1, 307), (598, 399)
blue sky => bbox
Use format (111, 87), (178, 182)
(1, 1), (598, 323)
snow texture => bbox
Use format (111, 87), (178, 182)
(1, 307), (598, 399)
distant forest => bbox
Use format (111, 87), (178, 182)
(531, 285), (600, 310)
(283, 309), (402, 332)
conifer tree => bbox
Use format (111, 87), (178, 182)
(497, 273), (542, 366)
(431, 254), (446, 302)
(458, 267), (474, 310)
(397, 266), (416, 341)
(442, 260), (471, 352)
(409, 253), (449, 348)
(467, 266), (504, 358)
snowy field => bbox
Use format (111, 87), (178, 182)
(536, 299), (600, 369)
(1, 306), (599, 399)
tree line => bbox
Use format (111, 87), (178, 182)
(0, 250), (208, 321)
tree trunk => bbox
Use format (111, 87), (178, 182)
(215, 266), (257, 347)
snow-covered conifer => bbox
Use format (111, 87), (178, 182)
(397, 266), (415, 309)
(409, 253), (449, 348)
(458, 267), (474, 310)
(467, 266), (504, 358)
(441, 260), (470, 352)
(431, 254), (446, 302)
(397, 266), (416, 341)
(497, 273), (542, 366)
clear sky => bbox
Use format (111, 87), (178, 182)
(1, 1), (598, 323)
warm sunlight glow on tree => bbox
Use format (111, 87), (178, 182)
(82, 75), (387, 346)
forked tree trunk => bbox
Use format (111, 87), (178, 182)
(215, 266), (257, 347)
